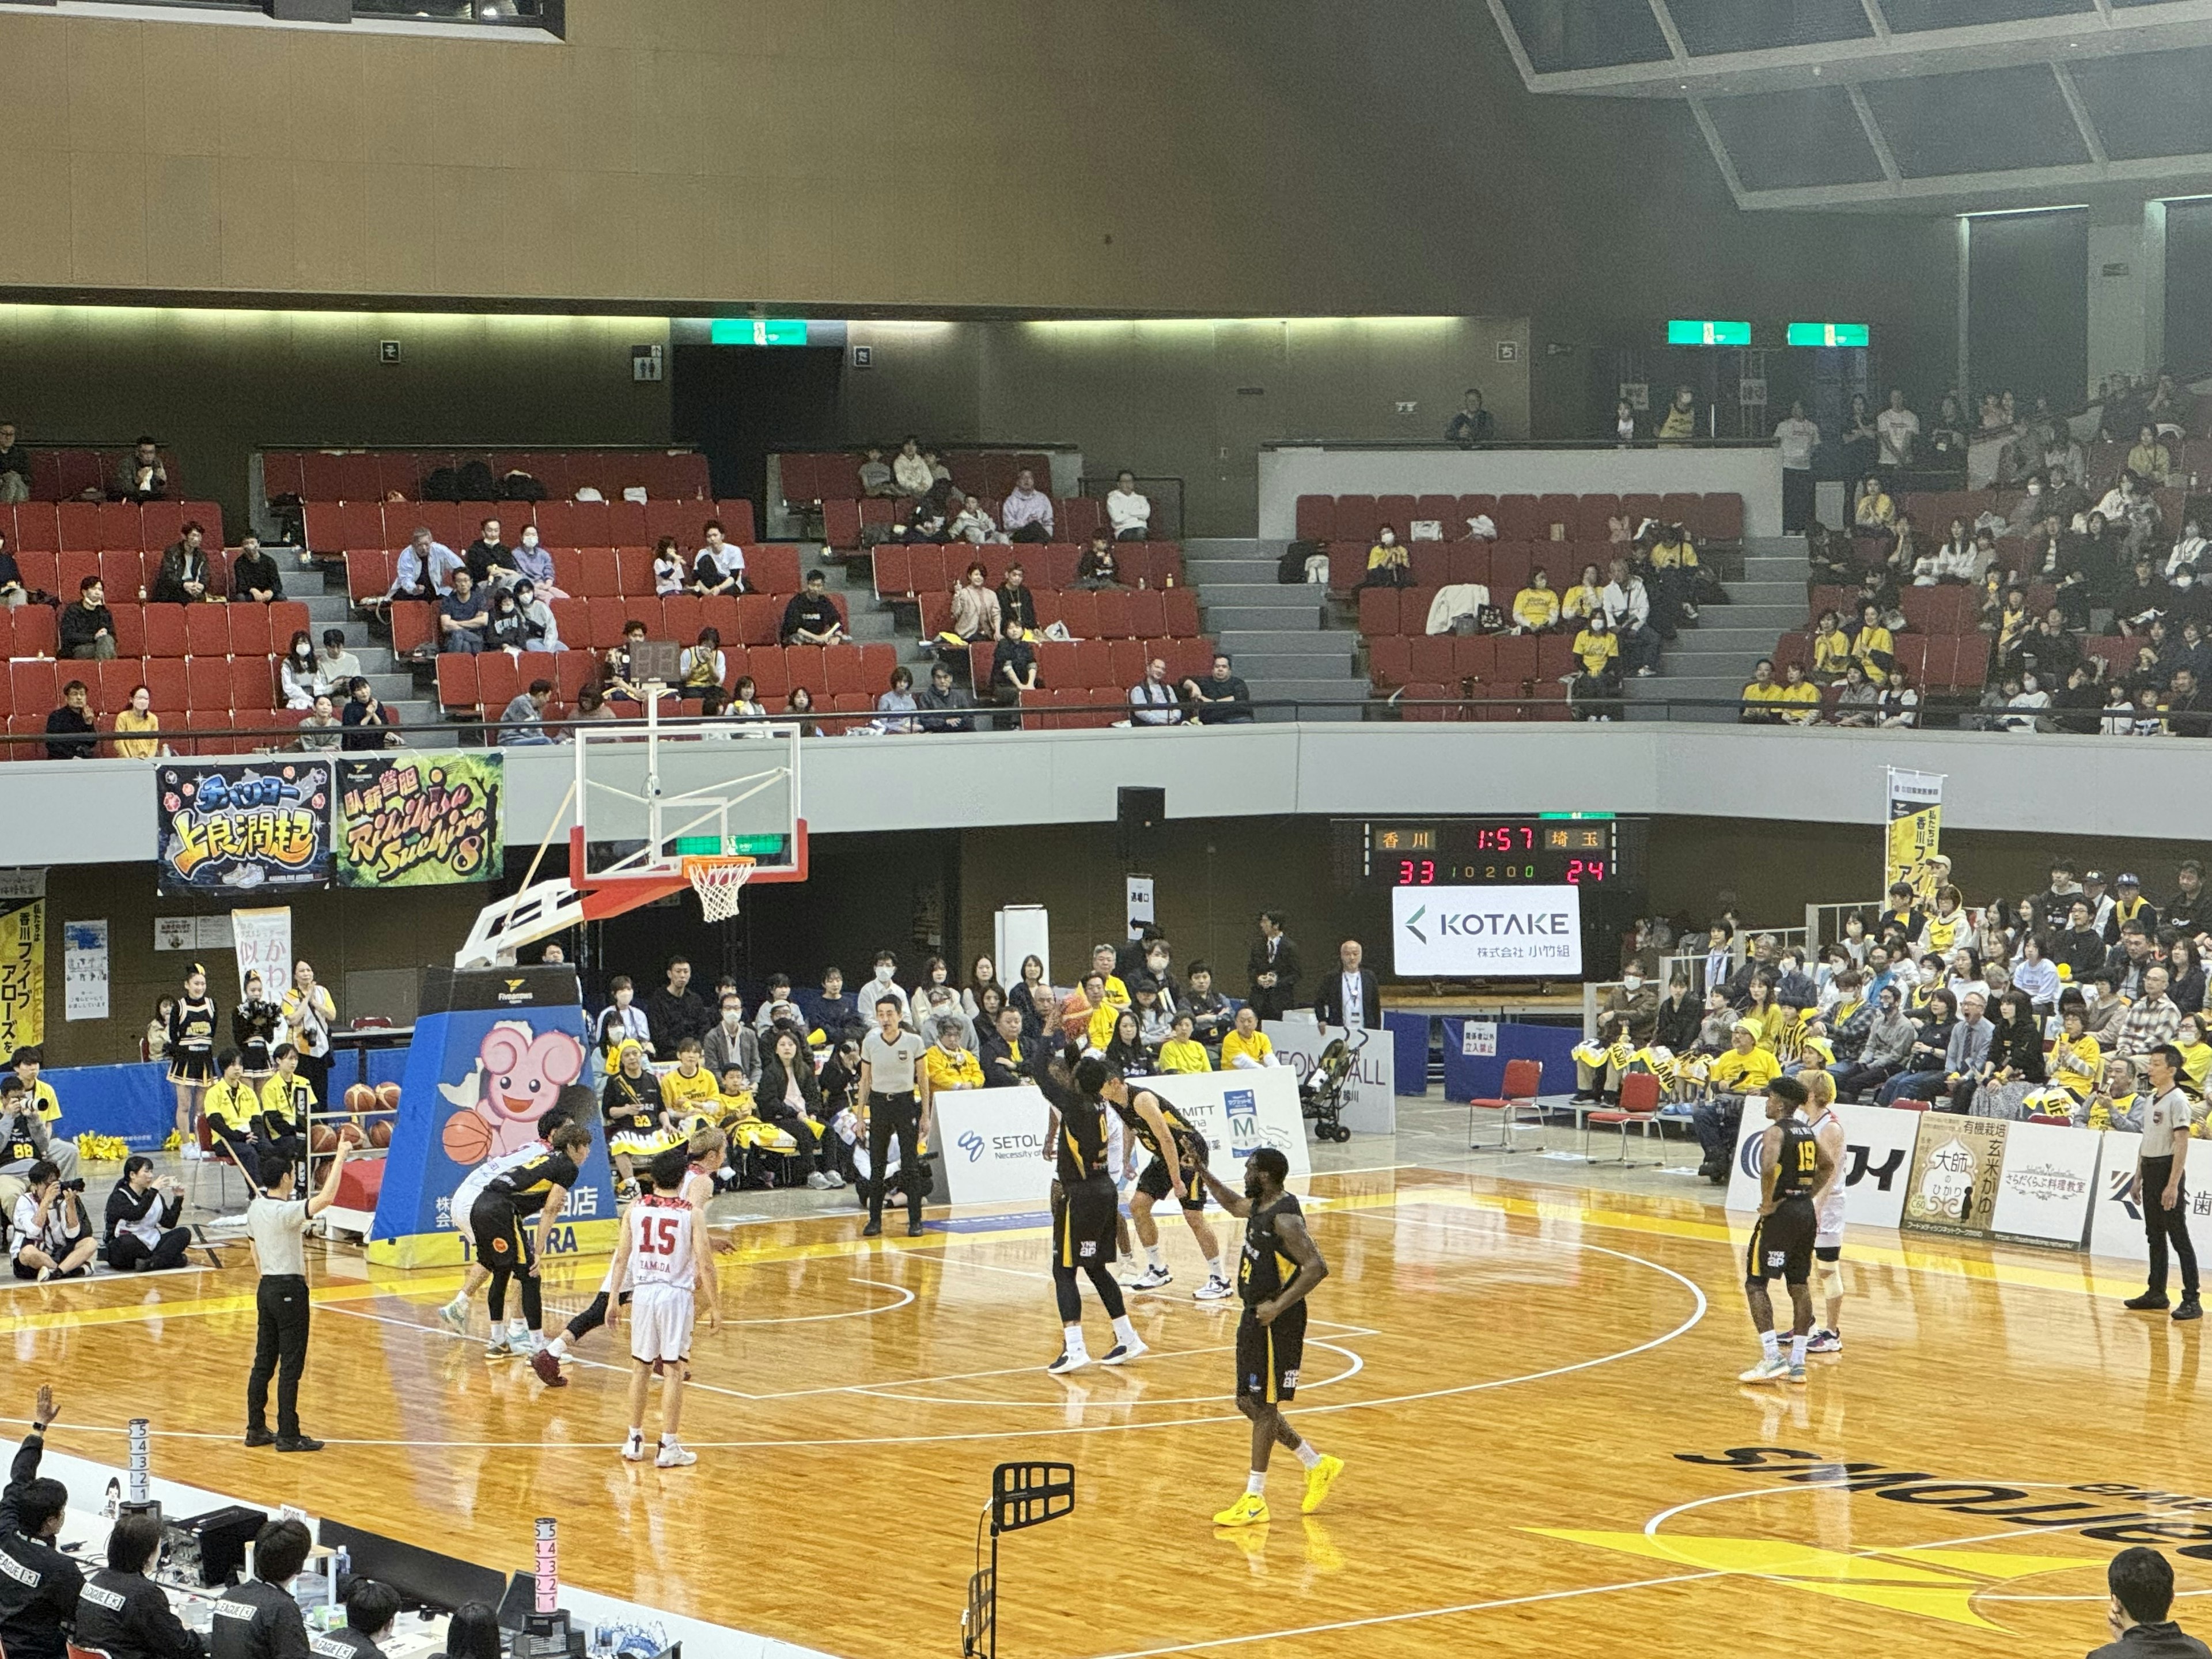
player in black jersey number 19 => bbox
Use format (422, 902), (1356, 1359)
(1739, 1075), (1835, 1386)
(1200, 1147), (1344, 1527)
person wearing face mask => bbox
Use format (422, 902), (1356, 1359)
(510, 524), (566, 597)
(703, 991), (762, 1091)
(278, 630), (319, 709)
(512, 578), (564, 651)
(1362, 525), (1411, 589)
(1597, 971), (1657, 1045)
(862, 951), (911, 1024)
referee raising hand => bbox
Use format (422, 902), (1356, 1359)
(244, 1140), (349, 1453)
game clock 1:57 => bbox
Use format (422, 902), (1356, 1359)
(1356, 818), (1616, 887)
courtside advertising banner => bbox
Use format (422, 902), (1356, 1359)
(1987, 1118), (2102, 1247)
(1724, 1101), (1916, 1228)
(370, 965), (613, 1267)
(1900, 1111), (2007, 1237)
(1264, 1020), (1398, 1134)
(1390, 885), (1583, 978)
(1142, 1067), (1313, 1181)
(1885, 766), (1945, 905)
(935, 1086), (1054, 1206)
(2087, 1133), (2212, 1266)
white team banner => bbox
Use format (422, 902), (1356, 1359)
(2086, 1133), (2212, 1266)
(1987, 1118), (2102, 1247)
(1390, 885), (1582, 978)
(1264, 1019), (1397, 1134)
(934, 1069), (1312, 1206)
(1724, 1100), (1918, 1229)
(230, 905), (293, 1001)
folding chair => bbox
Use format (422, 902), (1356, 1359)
(1585, 1071), (1664, 1164)
(187, 1115), (245, 1214)
(1468, 1056), (1547, 1152)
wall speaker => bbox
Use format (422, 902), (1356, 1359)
(1116, 787), (1165, 867)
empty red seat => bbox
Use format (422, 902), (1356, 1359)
(1093, 590), (1134, 639)
(229, 658), (275, 710)
(873, 546), (911, 599)
(436, 655), (480, 711)
(143, 605), (188, 658)
(1359, 588), (1399, 637)
(1368, 636), (1410, 688)
(748, 546), (801, 593)
(1494, 635), (1538, 685)
(1164, 589), (1199, 636)
(268, 601), (309, 643)
(185, 657), (229, 709)
(476, 652), (521, 712)
(10, 505), (57, 553)
(10, 660), (56, 714)
(57, 503), (100, 552)
(230, 605), (274, 657)
(391, 603), (435, 657)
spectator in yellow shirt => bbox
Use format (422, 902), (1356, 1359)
(1085, 980), (1122, 1054)
(1571, 616), (1620, 678)
(922, 1017), (985, 1099)
(1777, 662), (1823, 726)
(659, 1037), (721, 1131)
(1847, 602), (1895, 684)
(1363, 527), (1412, 589)
(1512, 568), (1561, 632)
(1156, 1013), (1212, 1074)
(1562, 562), (1603, 626)
(1691, 1027), (1781, 1184)
(1739, 658), (1787, 724)
(1810, 611), (1851, 679)
(1220, 1006), (1277, 1070)
(1087, 944), (1131, 1009)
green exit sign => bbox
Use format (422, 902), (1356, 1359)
(1787, 321), (1870, 347)
(709, 319), (809, 346)
(1666, 319), (1751, 346)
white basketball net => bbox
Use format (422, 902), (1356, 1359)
(683, 857), (755, 923)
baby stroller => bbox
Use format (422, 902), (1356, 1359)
(1300, 1033), (1359, 1143)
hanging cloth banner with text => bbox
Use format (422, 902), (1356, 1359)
(0, 870), (45, 1058)
(1885, 766), (1945, 904)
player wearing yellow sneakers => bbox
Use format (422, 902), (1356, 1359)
(1200, 1146), (1343, 1527)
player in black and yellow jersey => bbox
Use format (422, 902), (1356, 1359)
(1202, 1145), (1342, 1527)
(1738, 1074), (1835, 1386)
(471, 1120), (593, 1358)
(1097, 1073), (1232, 1299)
(1040, 1053), (1146, 1373)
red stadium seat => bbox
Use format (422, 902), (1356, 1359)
(11, 504), (58, 552)
(476, 652), (521, 713)
(391, 603), (435, 657)
(1359, 588), (1399, 637)
(1368, 636), (1410, 688)
(1494, 635), (1538, 685)
(229, 657), (275, 710)
(230, 605), (273, 657)
(1164, 588), (1199, 637)
(143, 605), (189, 658)
(435, 655), (480, 712)
(185, 657), (229, 709)
(1058, 590), (1099, 639)
(1408, 635), (1454, 684)
(873, 546), (911, 599)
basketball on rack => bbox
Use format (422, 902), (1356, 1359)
(335, 1121), (366, 1148)
(368, 1120), (392, 1149)
(376, 1082), (402, 1113)
(344, 1083), (376, 1115)
(311, 1126), (338, 1154)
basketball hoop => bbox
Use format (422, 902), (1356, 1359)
(682, 854), (756, 923)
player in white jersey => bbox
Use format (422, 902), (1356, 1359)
(532, 1127), (726, 1388)
(1800, 1069), (1850, 1354)
(608, 1145), (720, 1465)
(434, 1105), (576, 1342)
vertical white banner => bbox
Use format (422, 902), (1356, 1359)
(62, 921), (108, 1022)
(230, 907), (294, 1001)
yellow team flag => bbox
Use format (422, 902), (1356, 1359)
(1885, 767), (1944, 904)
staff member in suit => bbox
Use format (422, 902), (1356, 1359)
(0, 1384), (78, 1659)
(74, 1505), (206, 1658)
(243, 1141), (350, 1453)
(1247, 911), (1301, 1023)
(1313, 940), (1383, 1031)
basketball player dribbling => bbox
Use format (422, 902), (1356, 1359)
(608, 1145), (721, 1467)
(1739, 1075), (1835, 1385)
(1203, 1146), (1343, 1528)
(533, 1127), (728, 1388)
(435, 1105), (573, 1350)
(1800, 1071), (1849, 1354)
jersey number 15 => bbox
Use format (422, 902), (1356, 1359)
(639, 1215), (681, 1255)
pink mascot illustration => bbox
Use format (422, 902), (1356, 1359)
(438, 1019), (587, 1164)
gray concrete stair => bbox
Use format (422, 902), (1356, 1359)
(1623, 534), (1808, 721)
(1185, 539), (1368, 719)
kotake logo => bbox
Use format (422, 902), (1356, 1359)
(1404, 906), (1427, 944)
(1391, 885), (1584, 976)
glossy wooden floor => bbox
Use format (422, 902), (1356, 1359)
(6, 1164), (2204, 1659)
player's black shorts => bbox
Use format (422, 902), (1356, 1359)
(1745, 1197), (1816, 1286)
(1051, 1175), (1119, 1269)
(469, 1191), (535, 1272)
(1135, 1131), (1210, 1212)
(1235, 1304), (1307, 1403)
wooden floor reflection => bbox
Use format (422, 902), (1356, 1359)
(8, 1164), (2204, 1659)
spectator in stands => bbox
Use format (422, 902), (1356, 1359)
(1599, 558), (1660, 676)
(646, 958), (710, 1058)
(1876, 388), (1919, 478)
(459, 516), (514, 589)
(997, 563), (1037, 635)
(693, 521), (746, 597)
(1873, 988), (1960, 1105)
(2168, 668), (2212, 738)
(1928, 391), (1968, 466)
(1853, 475), (1895, 538)
(389, 526), (461, 603)
(1073, 531), (1120, 589)
(1002, 469), (1054, 543)
(0, 422), (25, 505)
(1842, 392), (1878, 479)
(1130, 657), (1183, 726)
(316, 629), (363, 695)
(1363, 526), (1412, 589)
(2131, 424), (2175, 487)
(951, 562), (1001, 641)
(857, 447), (895, 497)
(650, 536), (685, 596)
(1570, 610), (1619, 684)
(1847, 601), (1895, 684)
(1221, 1006), (1277, 1070)
(1777, 661), (1823, 725)
(1184, 653), (1253, 724)
(499, 680), (555, 745)
(340, 676), (399, 749)
(874, 665), (920, 734)
(1655, 385), (1697, 445)
(2169, 937), (2207, 1014)
(42, 681), (94, 760)
(504, 523), (560, 597)
(115, 435), (168, 501)
(231, 533), (283, 603)
(0, 527), (20, 610)
(1562, 562), (1603, 628)
(1772, 400), (1819, 532)
(1106, 471), (1152, 540)
(897, 493), (950, 544)
(992, 615), (1039, 700)
(893, 436), (933, 498)
(279, 631), (319, 709)
(438, 569), (489, 654)
(484, 587), (528, 654)
(1879, 664), (1922, 728)
(512, 579), (563, 653)
(296, 691), (342, 753)
(2115, 967), (2183, 1062)
(107, 681), (178, 776)
(782, 570), (846, 646)
(1512, 567), (1560, 632)
(916, 663), (977, 732)
(679, 627), (725, 696)
(1446, 389), (1496, 448)
(2170, 517), (2208, 579)
(783, 685), (820, 735)
(150, 521), (211, 604)
(947, 491), (998, 544)
(1833, 983), (1914, 1101)
(1691, 1027), (1779, 1179)
(1737, 658), (1783, 724)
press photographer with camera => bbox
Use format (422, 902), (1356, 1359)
(0, 1076), (79, 1214)
(103, 1157), (201, 1272)
(11, 1161), (93, 1281)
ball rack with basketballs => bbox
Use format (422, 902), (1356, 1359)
(313, 1081), (400, 1155)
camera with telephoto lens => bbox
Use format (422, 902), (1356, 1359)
(60, 1179), (85, 1193)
